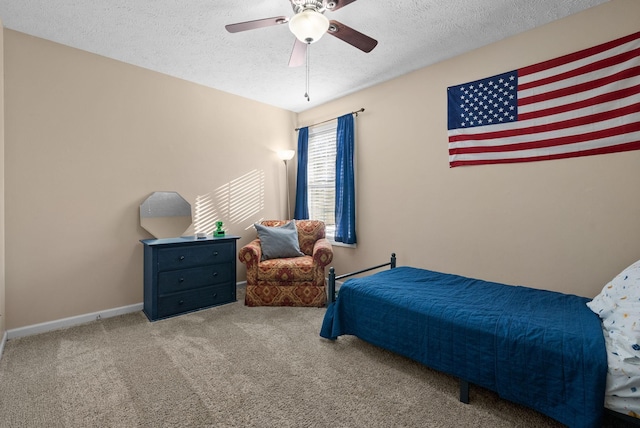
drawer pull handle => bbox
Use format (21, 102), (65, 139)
(179, 255), (185, 261)
(213, 251), (219, 256)
(179, 278), (184, 283)
(213, 272), (218, 277)
(178, 300), (184, 305)
(213, 293), (217, 298)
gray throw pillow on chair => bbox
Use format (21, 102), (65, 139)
(254, 221), (305, 261)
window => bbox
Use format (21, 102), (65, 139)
(306, 121), (356, 247)
(307, 122), (337, 239)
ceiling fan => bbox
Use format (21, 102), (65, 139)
(225, 0), (378, 68)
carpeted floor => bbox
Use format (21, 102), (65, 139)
(0, 286), (573, 427)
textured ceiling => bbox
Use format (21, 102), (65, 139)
(0, 0), (608, 112)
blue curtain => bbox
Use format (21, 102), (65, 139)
(335, 114), (357, 244)
(293, 127), (309, 219)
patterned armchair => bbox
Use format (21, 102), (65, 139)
(239, 220), (333, 307)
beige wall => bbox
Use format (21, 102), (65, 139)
(3, 0), (640, 331)
(298, 0), (640, 298)
(0, 19), (5, 338)
(4, 31), (296, 329)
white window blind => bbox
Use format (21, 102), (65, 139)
(307, 122), (337, 238)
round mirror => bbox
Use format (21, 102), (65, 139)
(140, 191), (192, 238)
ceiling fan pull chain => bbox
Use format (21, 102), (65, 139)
(305, 42), (311, 102)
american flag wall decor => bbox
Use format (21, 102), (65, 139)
(446, 31), (640, 168)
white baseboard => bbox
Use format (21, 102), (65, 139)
(6, 303), (143, 340)
(0, 330), (7, 361)
(4, 281), (247, 341)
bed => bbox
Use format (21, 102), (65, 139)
(320, 254), (640, 428)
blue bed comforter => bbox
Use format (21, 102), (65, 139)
(320, 266), (607, 428)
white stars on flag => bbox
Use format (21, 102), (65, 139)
(450, 71), (518, 129)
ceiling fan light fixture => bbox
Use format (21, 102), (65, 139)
(288, 9), (330, 44)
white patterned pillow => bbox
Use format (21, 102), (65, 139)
(587, 259), (640, 360)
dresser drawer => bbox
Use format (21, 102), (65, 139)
(157, 242), (234, 271)
(157, 284), (235, 319)
(157, 264), (233, 295)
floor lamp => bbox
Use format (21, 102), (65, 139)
(278, 150), (295, 219)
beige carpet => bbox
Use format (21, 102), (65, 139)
(0, 286), (574, 427)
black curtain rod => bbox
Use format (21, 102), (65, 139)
(294, 108), (365, 131)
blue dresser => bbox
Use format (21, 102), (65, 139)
(141, 235), (240, 321)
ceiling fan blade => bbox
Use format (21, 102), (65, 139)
(289, 39), (307, 67)
(327, 20), (378, 53)
(225, 16), (288, 33)
(326, 0), (358, 11)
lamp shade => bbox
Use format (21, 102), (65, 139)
(278, 150), (295, 161)
(288, 9), (330, 44)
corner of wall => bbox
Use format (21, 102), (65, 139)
(0, 18), (6, 342)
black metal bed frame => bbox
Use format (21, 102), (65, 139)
(605, 409), (640, 427)
(327, 253), (396, 304)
